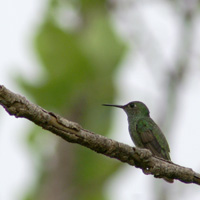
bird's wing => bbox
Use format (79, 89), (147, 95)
(136, 118), (171, 160)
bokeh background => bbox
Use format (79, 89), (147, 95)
(1, 0), (200, 200)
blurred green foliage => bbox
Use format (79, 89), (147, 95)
(20, 0), (127, 199)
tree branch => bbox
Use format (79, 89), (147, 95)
(0, 85), (200, 185)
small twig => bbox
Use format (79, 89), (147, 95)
(0, 85), (200, 184)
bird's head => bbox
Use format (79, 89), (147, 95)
(103, 101), (150, 117)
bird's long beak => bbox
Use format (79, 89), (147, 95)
(102, 104), (124, 109)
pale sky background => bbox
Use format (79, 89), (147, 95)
(0, 1), (47, 200)
(1, 1), (200, 200)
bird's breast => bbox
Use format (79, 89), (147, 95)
(128, 118), (144, 147)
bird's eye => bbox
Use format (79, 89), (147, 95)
(129, 103), (135, 108)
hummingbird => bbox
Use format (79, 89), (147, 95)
(103, 101), (173, 183)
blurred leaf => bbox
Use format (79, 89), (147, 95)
(20, 0), (127, 200)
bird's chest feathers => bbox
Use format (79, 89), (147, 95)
(127, 117), (144, 147)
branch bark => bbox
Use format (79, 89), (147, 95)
(0, 85), (200, 185)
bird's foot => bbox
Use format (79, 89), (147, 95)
(134, 147), (152, 161)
